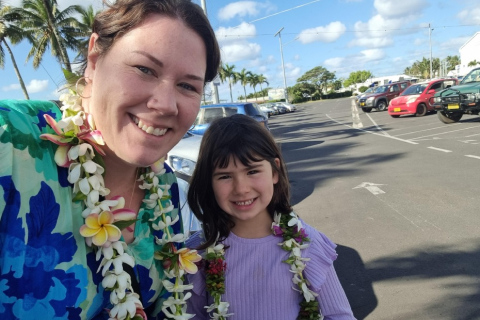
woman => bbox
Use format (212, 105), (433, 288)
(0, 0), (220, 319)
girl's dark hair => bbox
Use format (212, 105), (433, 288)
(82, 0), (220, 82)
(188, 114), (292, 248)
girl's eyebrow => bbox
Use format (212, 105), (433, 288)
(212, 163), (263, 177)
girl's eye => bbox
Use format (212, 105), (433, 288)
(136, 66), (153, 75)
(248, 170), (259, 175)
(217, 175), (230, 180)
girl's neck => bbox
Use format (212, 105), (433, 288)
(230, 214), (273, 239)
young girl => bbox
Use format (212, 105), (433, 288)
(185, 114), (355, 320)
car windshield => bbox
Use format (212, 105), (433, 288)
(460, 68), (480, 84)
(401, 84), (427, 95)
(374, 86), (388, 93)
(364, 88), (373, 94)
(194, 107), (238, 125)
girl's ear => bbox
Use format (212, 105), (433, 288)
(272, 158), (280, 184)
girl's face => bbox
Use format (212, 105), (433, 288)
(212, 157), (279, 228)
(84, 15), (206, 168)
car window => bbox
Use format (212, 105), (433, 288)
(201, 108), (224, 124)
(375, 86), (387, 93)
(244, 104), (263, 116)
(401, 84), (427, 95)
(224, 107), (237, 117)
(461, 69), (480, 84)
(429, 82), (443, 92)
(442, 80), (456, 89)
(390, 84), (399, 92)
(400, 83), (408, 90)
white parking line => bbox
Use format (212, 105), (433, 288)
(395, 124), (462, 136)
(326, 114), (419, 145)
(465, 155), (480, 160)
(427, 147), (452, 153)
(351, 100), (363, 129)
(365, 113), (391, 136)
(410, 126), (479, 141)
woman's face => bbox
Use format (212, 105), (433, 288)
(84, 15), (206, 168)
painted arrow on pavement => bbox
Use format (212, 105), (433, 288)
(353, 182), (386, 195)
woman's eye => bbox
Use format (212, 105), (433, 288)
(178, 82), (197, 92)
(136, 66), (153, 75)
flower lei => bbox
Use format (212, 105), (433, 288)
(203, 211), (322, 320)
(40, 88), (201, 320)
(272, 212), (323, 320)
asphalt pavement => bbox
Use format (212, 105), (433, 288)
(268, 98), (480, 320)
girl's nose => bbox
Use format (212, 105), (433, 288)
(233, 176), (250, 194)
(147, 82), (178, 116)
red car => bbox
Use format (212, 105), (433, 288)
(388, 78), (458, 117)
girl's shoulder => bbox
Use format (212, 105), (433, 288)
(300, 220), (339, 290)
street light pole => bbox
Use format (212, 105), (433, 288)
(200, 0), (220, 104)
(274, 27), (289, 103)
(429, 23), (433, 79)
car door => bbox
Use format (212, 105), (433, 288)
(387, 84), (400, 103)
(425, 81), (443, 108)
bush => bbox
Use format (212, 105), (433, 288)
(358, 86), (369, 93)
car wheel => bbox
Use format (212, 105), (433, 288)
(390, 115), (400, 118)
(437, 111), (463, 123)
(415, 104), (427, 117)
(362, 107), (372, 113)
(377, 100), (387, 111)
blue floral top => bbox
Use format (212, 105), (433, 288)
(0, 100), (183, 319)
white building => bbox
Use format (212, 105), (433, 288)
(449, 31), (480, 77)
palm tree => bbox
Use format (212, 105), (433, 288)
(257, 74), (269, 93)
(15, 0), (83, 73)
(446, 55), (460, 71)
(247, 73), (259, 101)
(0, 2), (30, 99)
(219, 63), (237, 102)
(73, 5), (96, 62)
(236, 68), (252, 102)
(468, 60), (479, 67)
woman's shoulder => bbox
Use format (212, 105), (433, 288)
(0, 99), (60, 117)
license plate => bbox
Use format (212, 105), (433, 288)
(360, 102), (365, 106)
(394, 108), (401, 112)
(448, 104), (459, 109)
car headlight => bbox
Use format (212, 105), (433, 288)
(367, 97), (374, 102)
(434, 97), (442, 103)
(407, 95), (419, 104)
(170, 156), (196, 176)
(466, 93), (480, 101)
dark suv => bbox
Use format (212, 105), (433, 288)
(358, 81), (411, 112)
(433, 67), (480, 123)
(189, 103), (269, 135)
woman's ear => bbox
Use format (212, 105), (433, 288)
(85, 33), (100, 77)
(273, 158), (280, 184)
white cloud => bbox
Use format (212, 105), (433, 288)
(324, 57), (345, 69)
(457, 7), (480, 24)
(298, 21), (346, 44)
(218, 1), (267, 21)
(374, 0), (428, 19)
(294, 54), (300, 61)
(2, 84), (20, 92)
(220, 42), (261, 63)
(216, 22), (256, 44)
(26, 79), (49, 93)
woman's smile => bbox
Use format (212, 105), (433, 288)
(131, 115), (168, 136)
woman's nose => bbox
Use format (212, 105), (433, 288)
(147, 82), (178, 116)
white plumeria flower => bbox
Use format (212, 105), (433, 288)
(162, 305), (195, 320)
(287, 212), (303, 230)
(162, 279), (193, 293)
(164, 268), (185, 279)
(68, 163), (82, 184)
(300, 282), (318, 302)
(109, 292), (142, 320)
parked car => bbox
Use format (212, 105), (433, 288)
(358, 81), (411, 112)
(275, 102), (297, 112)
(259, 104), (273, 118)
(166, 132), (203, 235)
(189, 102), (269, 135)
(355, 87), (375, 107)
(259, 103), (279, 116)
(388, 78), (458, 118)
(433, 67), (480, 123)
(275, 104), (288, 114)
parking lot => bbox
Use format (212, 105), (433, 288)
(268, 98), (480, 319)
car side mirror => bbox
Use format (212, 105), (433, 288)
(427, 89), (435, 94)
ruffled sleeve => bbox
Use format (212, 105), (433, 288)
(185, 232), (209, 319)
(302, 222), (338, 291)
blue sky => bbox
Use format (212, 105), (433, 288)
(1, 0), (479, 101)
